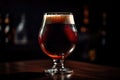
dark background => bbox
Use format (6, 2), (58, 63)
(0, 0), (119, 67)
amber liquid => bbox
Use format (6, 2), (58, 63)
(39, 23), (78, 59)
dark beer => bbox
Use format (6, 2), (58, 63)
(39, 23), (78, 59)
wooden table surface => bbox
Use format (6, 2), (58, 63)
(0, 59), (120, 80)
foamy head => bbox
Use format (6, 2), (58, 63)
(44, 12), (75, 24)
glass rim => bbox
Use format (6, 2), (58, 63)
(44, 12), (73, 15)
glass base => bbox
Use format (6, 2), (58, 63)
(44, 68), (73, 80)
(45, 59), (73, 76)
(44, 68), (73, 75)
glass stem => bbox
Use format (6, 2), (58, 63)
(52, 59), (65, 70)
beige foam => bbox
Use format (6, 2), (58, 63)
(45, 15), (75, 24)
